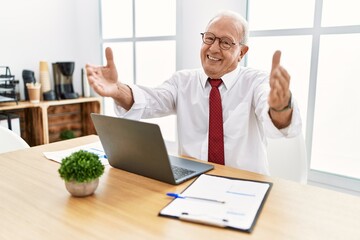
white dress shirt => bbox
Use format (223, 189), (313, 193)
(114, 66), (302, 175)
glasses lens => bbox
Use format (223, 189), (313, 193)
(202, 32), (215, 44)
(219, 37), (232, 50)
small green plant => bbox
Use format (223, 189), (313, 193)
(60, 130), (75, 140)
(58, 150), (105, 183)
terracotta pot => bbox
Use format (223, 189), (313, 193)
(65, 178), (99, 197)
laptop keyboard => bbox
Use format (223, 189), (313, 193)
(171, 165), (196, 180)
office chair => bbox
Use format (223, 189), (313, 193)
(0, 125), (30, 154)
(267, 133), (308, 184)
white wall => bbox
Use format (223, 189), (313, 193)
(0, 0), (101, 100)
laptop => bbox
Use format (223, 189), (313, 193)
(90, 113), (214, 185)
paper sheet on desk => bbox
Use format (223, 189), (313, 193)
(43, 141), (109, 165)
(159, 174), (271, 232)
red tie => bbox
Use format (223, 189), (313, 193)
(208, 79), (224, 165)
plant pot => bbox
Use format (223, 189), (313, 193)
(65, 178), (99, 197)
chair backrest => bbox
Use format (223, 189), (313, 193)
(267, 133), (308, 184)
(0, 125), (30, 154)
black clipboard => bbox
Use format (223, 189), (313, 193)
(159, 174), (272, 233)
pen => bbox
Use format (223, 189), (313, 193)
(166, 192), (226, 204)
(180, 212), (228, 228)
(89, 148), (107, 159)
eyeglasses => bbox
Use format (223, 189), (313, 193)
(200, 32), (242, 50)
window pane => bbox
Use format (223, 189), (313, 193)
(135, 0), (176, 37)
(136, 40), (176, 86)
(246, 36), (312, 135)
(248, 0), (314, 30)
(311, 34), (360, 179)
(101, 0), (133, 38)
(136, 40), (176, 141)
(142, 116), (177, 142)
(322, 0), (360, 27)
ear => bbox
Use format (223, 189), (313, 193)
(239, 45), (249, 60)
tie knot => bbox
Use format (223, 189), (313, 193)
(209, 79), (222, 88)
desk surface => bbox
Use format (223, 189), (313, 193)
(0, 135), (359, 240)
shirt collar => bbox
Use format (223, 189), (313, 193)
(200, 66), (241, 89)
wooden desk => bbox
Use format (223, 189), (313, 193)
(0, 136), (359, 240)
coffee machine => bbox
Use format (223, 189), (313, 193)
(52, 62), (79, 99)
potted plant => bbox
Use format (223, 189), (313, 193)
(58, 150), (105, 197)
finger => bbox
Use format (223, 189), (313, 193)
(269, 68), (278, 87)
(89, 79), (107, 96)
(268, 87), (279, 106)
(276, 67), (290, 93)
(85, 65), (99, 76)
(85, 66), (100, 79)
(105, 47), (115, 68)
(87, 75), (97, 85)
(271, 50), (281, 73)
(279, 66), (290, 82)
(85, 63), (99, 69)
(271, 80), (286, 101)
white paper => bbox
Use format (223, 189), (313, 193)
(43, 141), (109, 165)
(160, 174), (270, 231)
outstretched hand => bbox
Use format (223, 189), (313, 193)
(268, 50), (291, 111)
(85, 47), (119, 98)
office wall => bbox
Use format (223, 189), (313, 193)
(0, 0), (101, 100)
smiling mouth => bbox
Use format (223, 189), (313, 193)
(207, 55), (221, 61)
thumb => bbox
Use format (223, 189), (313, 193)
(271, 50), (281, 72)
(105, 47), (115, 68)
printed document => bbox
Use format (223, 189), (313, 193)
(43, 141), (108, 165)
(159, 174), (271, 232)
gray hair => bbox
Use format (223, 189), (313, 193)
(206, 10), (249, 45)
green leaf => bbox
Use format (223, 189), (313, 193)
(58, 150), (105, 183)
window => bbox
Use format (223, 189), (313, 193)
(312, 34), (360, 180)
(247, 0), (360, 193)
(100, 0), (177, 141)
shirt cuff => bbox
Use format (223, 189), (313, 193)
(264, 100), (302, 138)
(114, 85), (146, 120)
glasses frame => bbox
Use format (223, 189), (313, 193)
(200, 32), (243, 50)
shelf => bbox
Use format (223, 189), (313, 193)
(0, 97), (103, 146)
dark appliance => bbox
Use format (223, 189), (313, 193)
(22, 70), (36, 101)
(52, 62), (79, 99)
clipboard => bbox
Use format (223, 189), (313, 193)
(159, 174), (272, 232)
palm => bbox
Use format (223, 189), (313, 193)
(86, 47), (119, 97)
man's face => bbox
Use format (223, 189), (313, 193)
(200, 16), (248, 79)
